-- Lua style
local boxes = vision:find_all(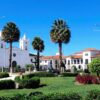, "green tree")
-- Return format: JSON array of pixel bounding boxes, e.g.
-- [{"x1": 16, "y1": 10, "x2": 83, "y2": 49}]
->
[
  {"x1": 32, "y1": 37, "x2": 44, "y2": 71},
  {"x1": 50, "y1": 19, "x2": 71, "y2": 72},
  {"x1": 25, "y1": 64, "x2": 33, "y2": 73},
  {"x1": 2, "y1": 22, "x2": 20, "y2": 73},
  {"x1": 89, "y1": 58, "x2": 100, "y2": 76}
]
